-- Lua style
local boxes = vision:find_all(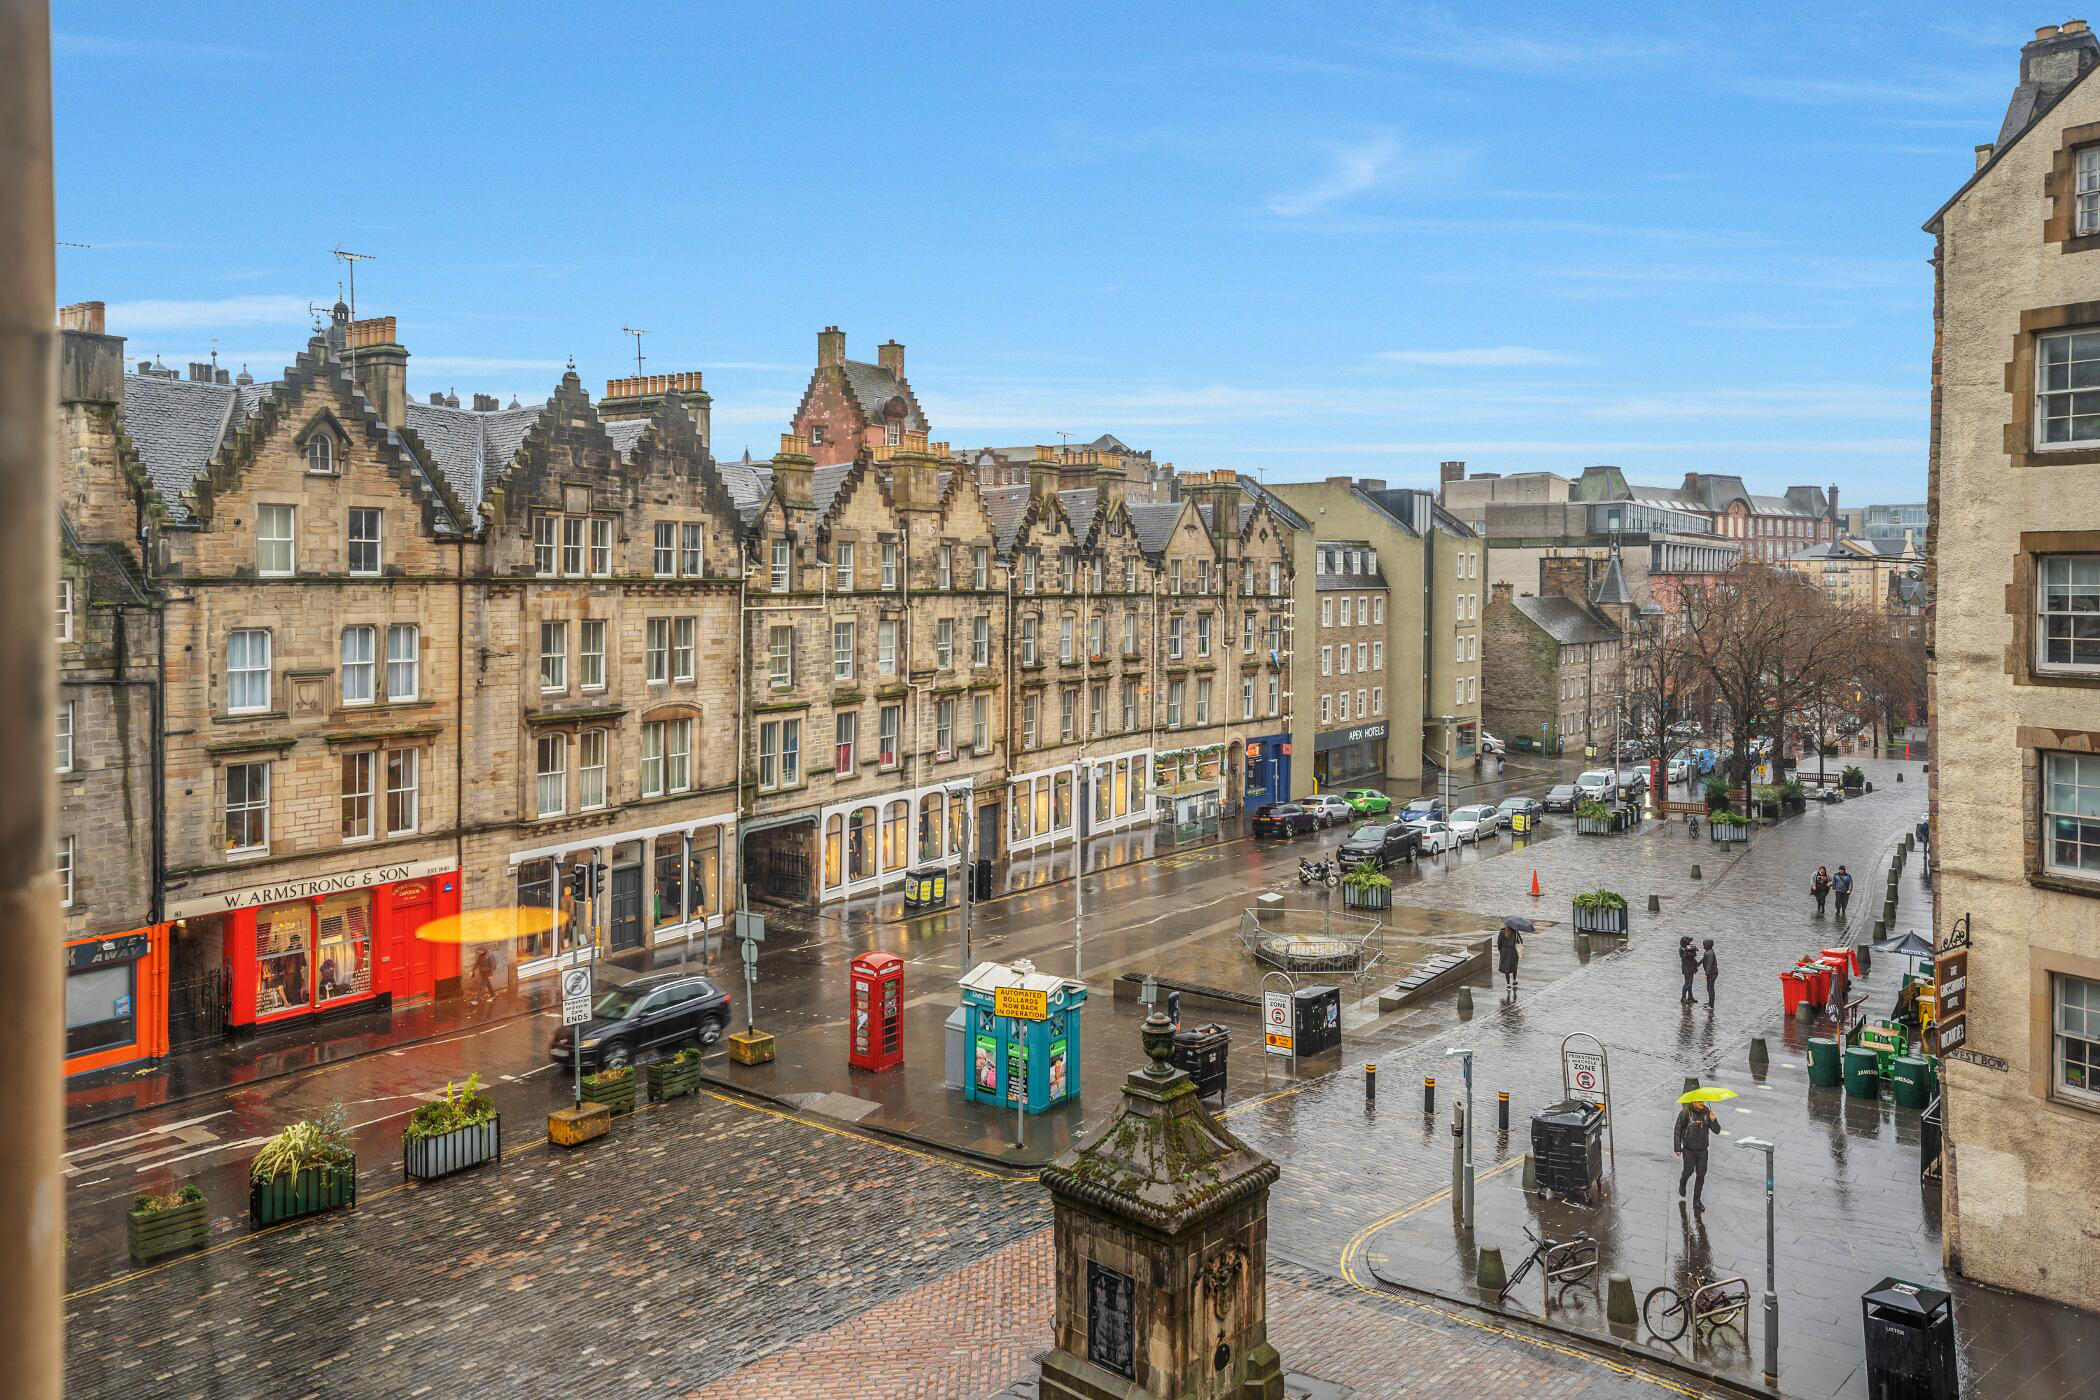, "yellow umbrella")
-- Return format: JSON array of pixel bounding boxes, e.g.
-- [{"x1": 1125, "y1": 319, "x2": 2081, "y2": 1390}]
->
[
  {"x1": 413, "y1": 905, "x2": 568, "y2": 946},
  {"x1": 1677, "y1": 1086, "x2": 1739, "y2": 1105}
]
